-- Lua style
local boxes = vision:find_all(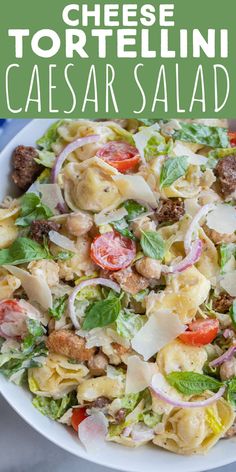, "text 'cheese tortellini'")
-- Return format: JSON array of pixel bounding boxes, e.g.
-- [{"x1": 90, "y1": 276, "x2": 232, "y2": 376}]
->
[
  {"x1": 146, "y1": 267, "x2": 211, "y2": 324},
  {"x1": 153, "y1": 395, "x2": 234, "y2": 455},
  {"x1": 28, "y1": 354, "x2": 89, "y2": 399}
]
